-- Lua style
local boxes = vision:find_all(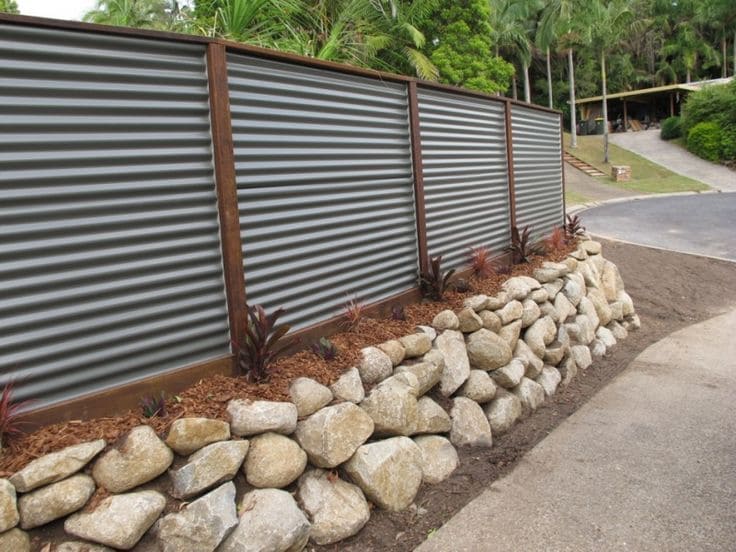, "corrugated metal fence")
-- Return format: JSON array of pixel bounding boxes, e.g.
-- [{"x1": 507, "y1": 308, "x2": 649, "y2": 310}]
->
[{"x1": 0, "y1": 16, "x2": 565, "y2": 410}]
